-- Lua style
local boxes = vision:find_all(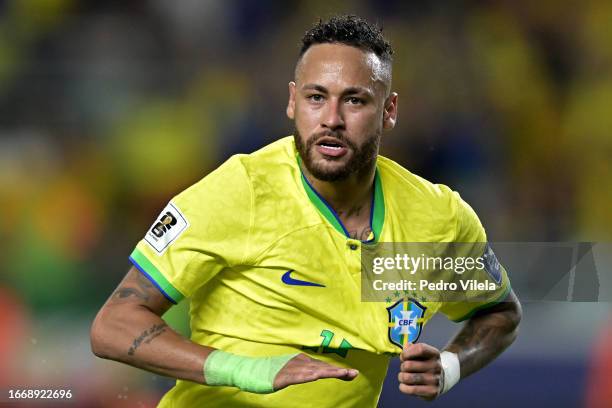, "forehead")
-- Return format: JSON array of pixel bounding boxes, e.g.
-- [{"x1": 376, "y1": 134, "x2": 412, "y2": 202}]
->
[{"x1": 296, "y1": 43, "x2": 386, "y2": 91}]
